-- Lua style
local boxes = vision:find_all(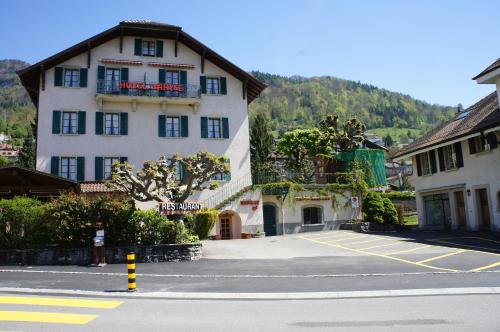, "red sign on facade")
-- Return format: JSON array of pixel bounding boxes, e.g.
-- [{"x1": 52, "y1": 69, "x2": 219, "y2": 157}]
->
[{"x1": 120, "y1": 81, "x2": 183, "y2": 92}]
